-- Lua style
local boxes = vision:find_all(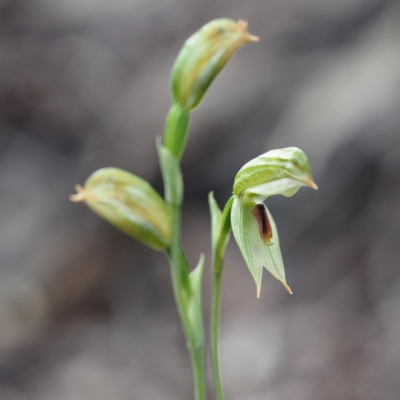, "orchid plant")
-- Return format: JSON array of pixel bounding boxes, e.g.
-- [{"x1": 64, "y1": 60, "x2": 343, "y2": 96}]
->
[{"x1": 71, "y1": 19, "x2": 317, "y2": 400}]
